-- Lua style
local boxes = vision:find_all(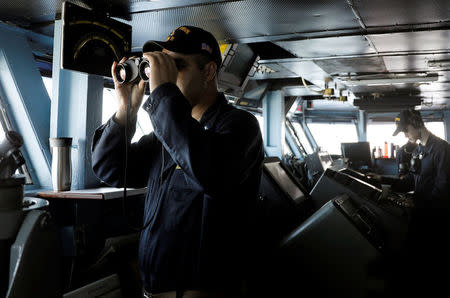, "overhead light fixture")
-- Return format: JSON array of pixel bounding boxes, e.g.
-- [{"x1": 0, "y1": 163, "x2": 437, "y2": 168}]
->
[
  {"x1": 341, "y1": 73, "x2": 439, "y2": 86},
  {"x1": 428, "y1": 59, "x2": 450, "y2": 68}
]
